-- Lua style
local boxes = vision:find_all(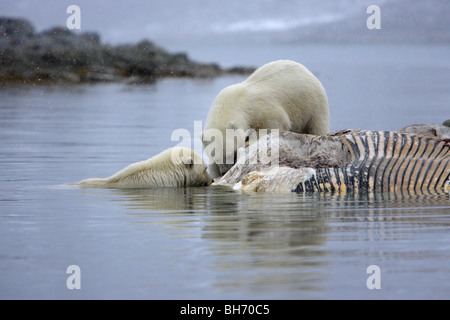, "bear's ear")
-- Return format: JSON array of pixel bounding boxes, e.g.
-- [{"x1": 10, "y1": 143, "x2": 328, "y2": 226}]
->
[{"x1": 227, "y1": 121, "x2": 236, "y2": 130}]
